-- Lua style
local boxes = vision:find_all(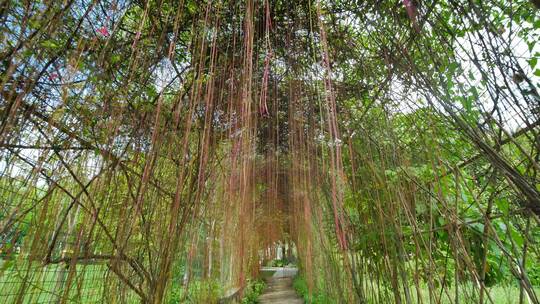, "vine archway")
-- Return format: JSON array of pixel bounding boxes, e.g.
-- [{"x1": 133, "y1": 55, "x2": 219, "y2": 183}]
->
[{"x1": 1, "y1": 1, "x2": 539, "y2": 303}]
